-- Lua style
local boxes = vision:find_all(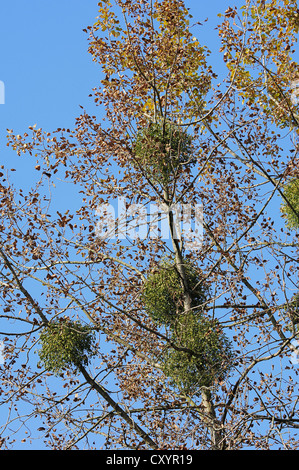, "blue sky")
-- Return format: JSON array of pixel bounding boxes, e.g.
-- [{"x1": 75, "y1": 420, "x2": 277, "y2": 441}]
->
[
  {"x1": 0, "y1": 1, "x2": 228, "y2": 139},
  {"x1": 0, "y1": 0, "x2": 232, "y2": 221},
  {"x1": 0, "y1": 1, "x2": 98, "y2": 131},
  {"x1": 0, "y1": 0, "x2": 230, "y2": 202}
]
